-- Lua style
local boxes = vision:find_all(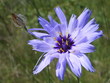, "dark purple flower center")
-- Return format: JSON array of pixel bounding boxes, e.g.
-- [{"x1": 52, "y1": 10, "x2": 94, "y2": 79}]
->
[{"x1": 54, "y1": 34, "x2": 74, "y2": 53}]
